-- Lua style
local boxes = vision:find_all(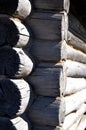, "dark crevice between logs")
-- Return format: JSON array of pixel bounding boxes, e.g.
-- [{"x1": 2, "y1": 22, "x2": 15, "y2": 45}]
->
[
  {"x1": 70, "y1": 0, "x2": 86, "y2": 29},
  {"x1": 0, "y1": 0, "x2": 18, "y2": 15}
]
